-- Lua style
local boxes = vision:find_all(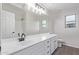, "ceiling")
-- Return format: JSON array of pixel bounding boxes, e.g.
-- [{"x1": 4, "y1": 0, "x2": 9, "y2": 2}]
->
[
  {"x1": 11, "y1": 3, "x2": 25, "y2": 9},
  {"x1": 10, "y1": 3, "x2": 79, "y2": 13},
  {"x1": 40, "y1": 3, "x2": 79, "y2": 12}
]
